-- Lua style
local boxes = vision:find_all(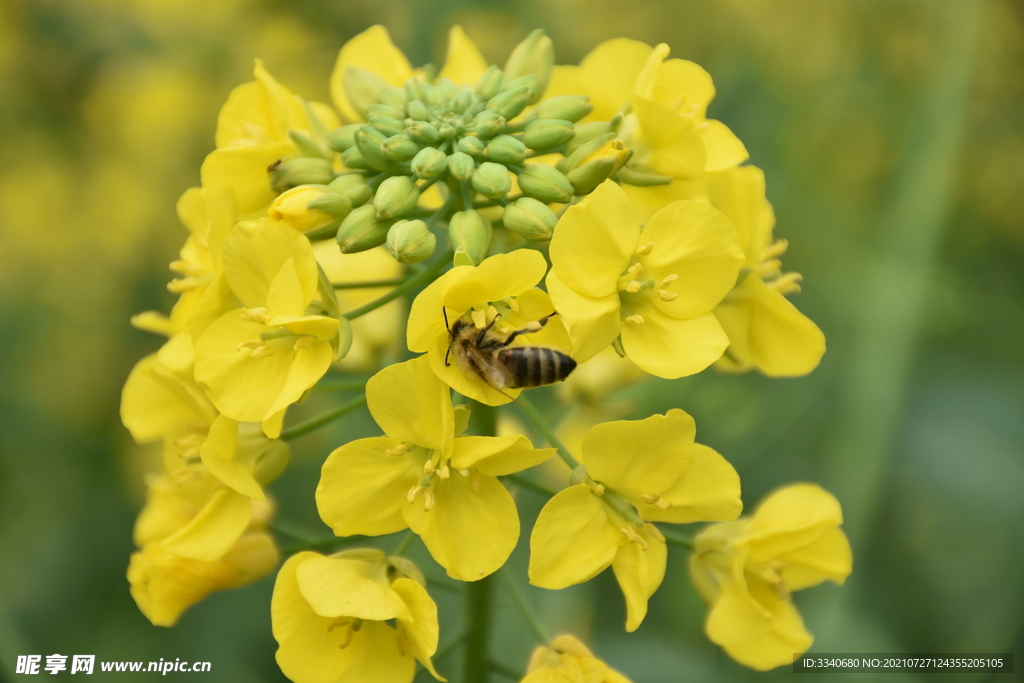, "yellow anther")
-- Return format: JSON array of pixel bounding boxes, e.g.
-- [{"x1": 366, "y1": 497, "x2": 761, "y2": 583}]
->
[
  {"x1": 406, "y1": 485, "x2": 422, "y2": 504},
  {"x1": 422, "y1": 490, "x2": 435, "y2": 512},
  {"x1": 626, "y1": 281, "x2": 643, "y2": 293},
  {"x1": 471, "y1": 308, "x2": 487, "y2": 329},
  {"x1": 646, "y1": 524, "x2": 666, "y2": 542},
  {"x1": 241, "y1": 307, "x2": 268, "y2": 324},
  {"x1": 170, "y1": 468, "x2": 202, "y2": 486},
  {"x1": 625, "y1": 315, "x2": 645, "y2": 325},
  {"x1": 525, "y1": 320, "x2": 543, "y2": 332},
  {"x1": 236, "y1": 340, "x2": 261, "y2": 350},
  {"x1": 394, "y1": 631, "x2": 407, "y2": 658},
  {"x1": 769, "y1": 272, "x2": 803, "y2": 295},
  {"x1": 658, "y1": 289, "x2": 678, "y2": 302},
  {"x1": 293, "y1": 336, "x2": 317, "y2": 351},
  {"x1": 486, "y1": 305, "x2": 499, "y2": 321},
  {"x1": 762, "y1": 238, "x2": 790, "y2": 260},
  {"x1": 438, "y1": 465, "x2": 450, "y2": 481},
  {"x1": 641, "y1": 493, "x2": 673, "y2": 510},
  {"x1": 619, "y1": 527, "x2": 649, "y2": 551},
  {"x1": 471, "y1": 474, "x2": 484, "y2": 493},
  {"x1": 592, "y1": 483, "x2": 606, "y2": 495},
  {"x1": 757, "y1": 259, "x2": 782, "y2": 277},
  {"x1": 627, "y1": 262, "x2": 644, "y2": 278},
  {"x1": 696, "y1": 122, "x2": 710, "y2": 133},
  {"x1": 327, "y1": 617, "x2": 351, "y2": 632},
  {"x1": 336, "y1": 625, "x2": 354, "y2": 649},
  {"x1": 166, "y1": 278, "x2": 197, "y2": 293},
  {"x1": 250, "y1": 345, "x2": 274, "y2": 358},
  {"x1": 458, "y1": 469, "x2": 471, "y2": 477},
  {"x1": 506, "y1": 298, "x2": 520, "y2": 314},
  {"x1": 635, "y1": 241, "x2": 654, "y2": 255},
  {"x1": 661, "y1": 274, "x2": 679, "y2": 287},
  {"x1": 422, "y1": 459, "x2": 435, "y2": 474},
  {"x1": 384, "y1": 444, "x2": 408, "y2": 457}
]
